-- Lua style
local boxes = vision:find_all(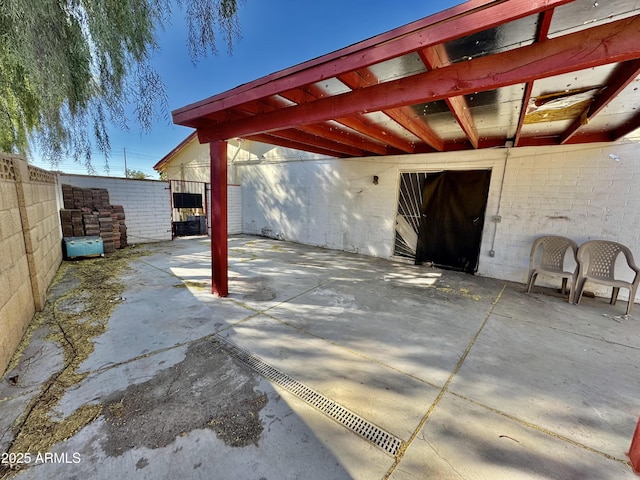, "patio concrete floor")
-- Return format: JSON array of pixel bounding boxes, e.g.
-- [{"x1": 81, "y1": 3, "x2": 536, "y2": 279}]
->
[{"x1": 1, "y1": 235, "x2": 639, "y2": 479}]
